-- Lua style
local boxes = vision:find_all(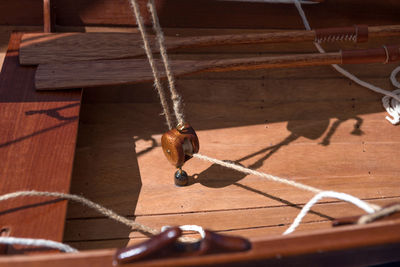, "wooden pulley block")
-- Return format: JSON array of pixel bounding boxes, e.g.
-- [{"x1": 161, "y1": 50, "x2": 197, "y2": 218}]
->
[{"x1": 161, "y1": 123, "x2": 199, "y2": 168}]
